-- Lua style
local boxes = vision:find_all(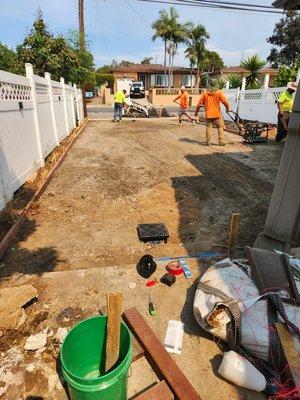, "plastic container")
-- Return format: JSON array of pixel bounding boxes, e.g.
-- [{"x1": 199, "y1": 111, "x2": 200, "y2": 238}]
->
[
  {"x1": 218, "y1": 351, "x2": 267, "y2": 392},
  {"x1": 60, "y1": 316, "x2": 132, "y2": 400}
]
